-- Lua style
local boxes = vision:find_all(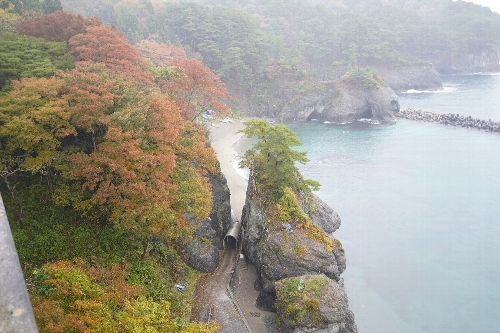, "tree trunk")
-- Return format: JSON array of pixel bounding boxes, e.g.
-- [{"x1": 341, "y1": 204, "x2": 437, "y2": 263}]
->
[
  {"x1": 141, "y1": 238, "x2": 150, "y2": 259},
  {"x1": 1, "y1": 174, "x2": 23, "y2": 227}
]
